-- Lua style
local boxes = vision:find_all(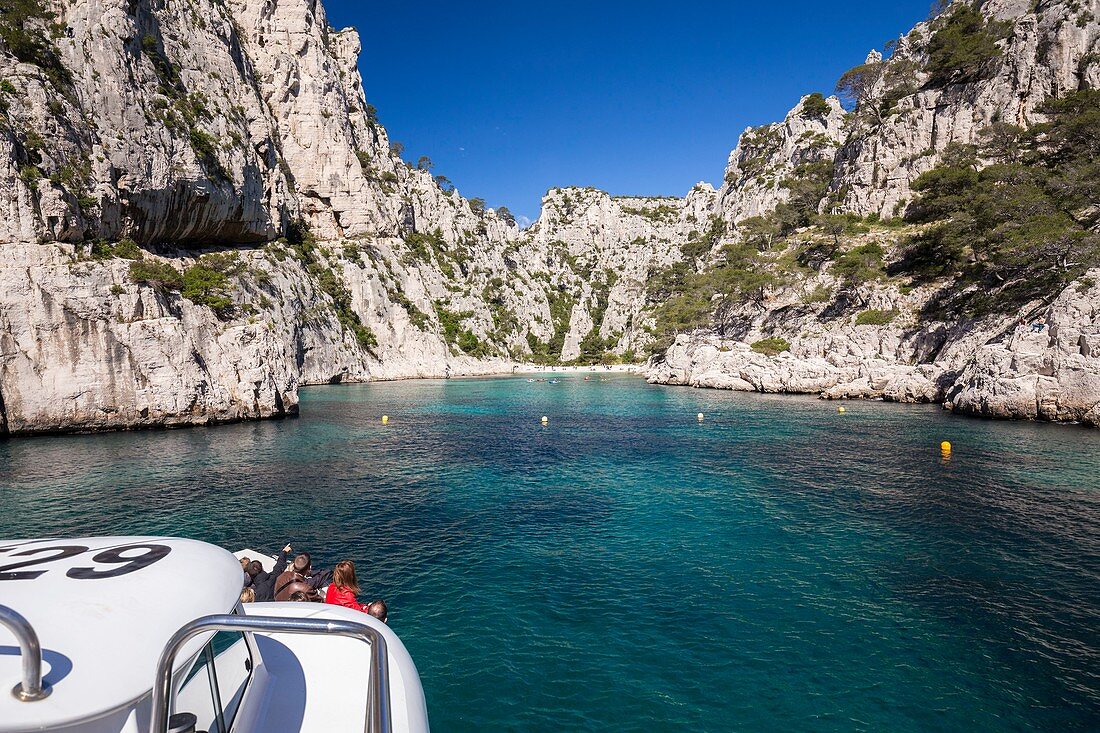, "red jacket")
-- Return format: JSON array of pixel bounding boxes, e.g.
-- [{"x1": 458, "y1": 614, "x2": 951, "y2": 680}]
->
[{"x1": 325, "y1": 584, "x2": 366, "y2": 612}]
